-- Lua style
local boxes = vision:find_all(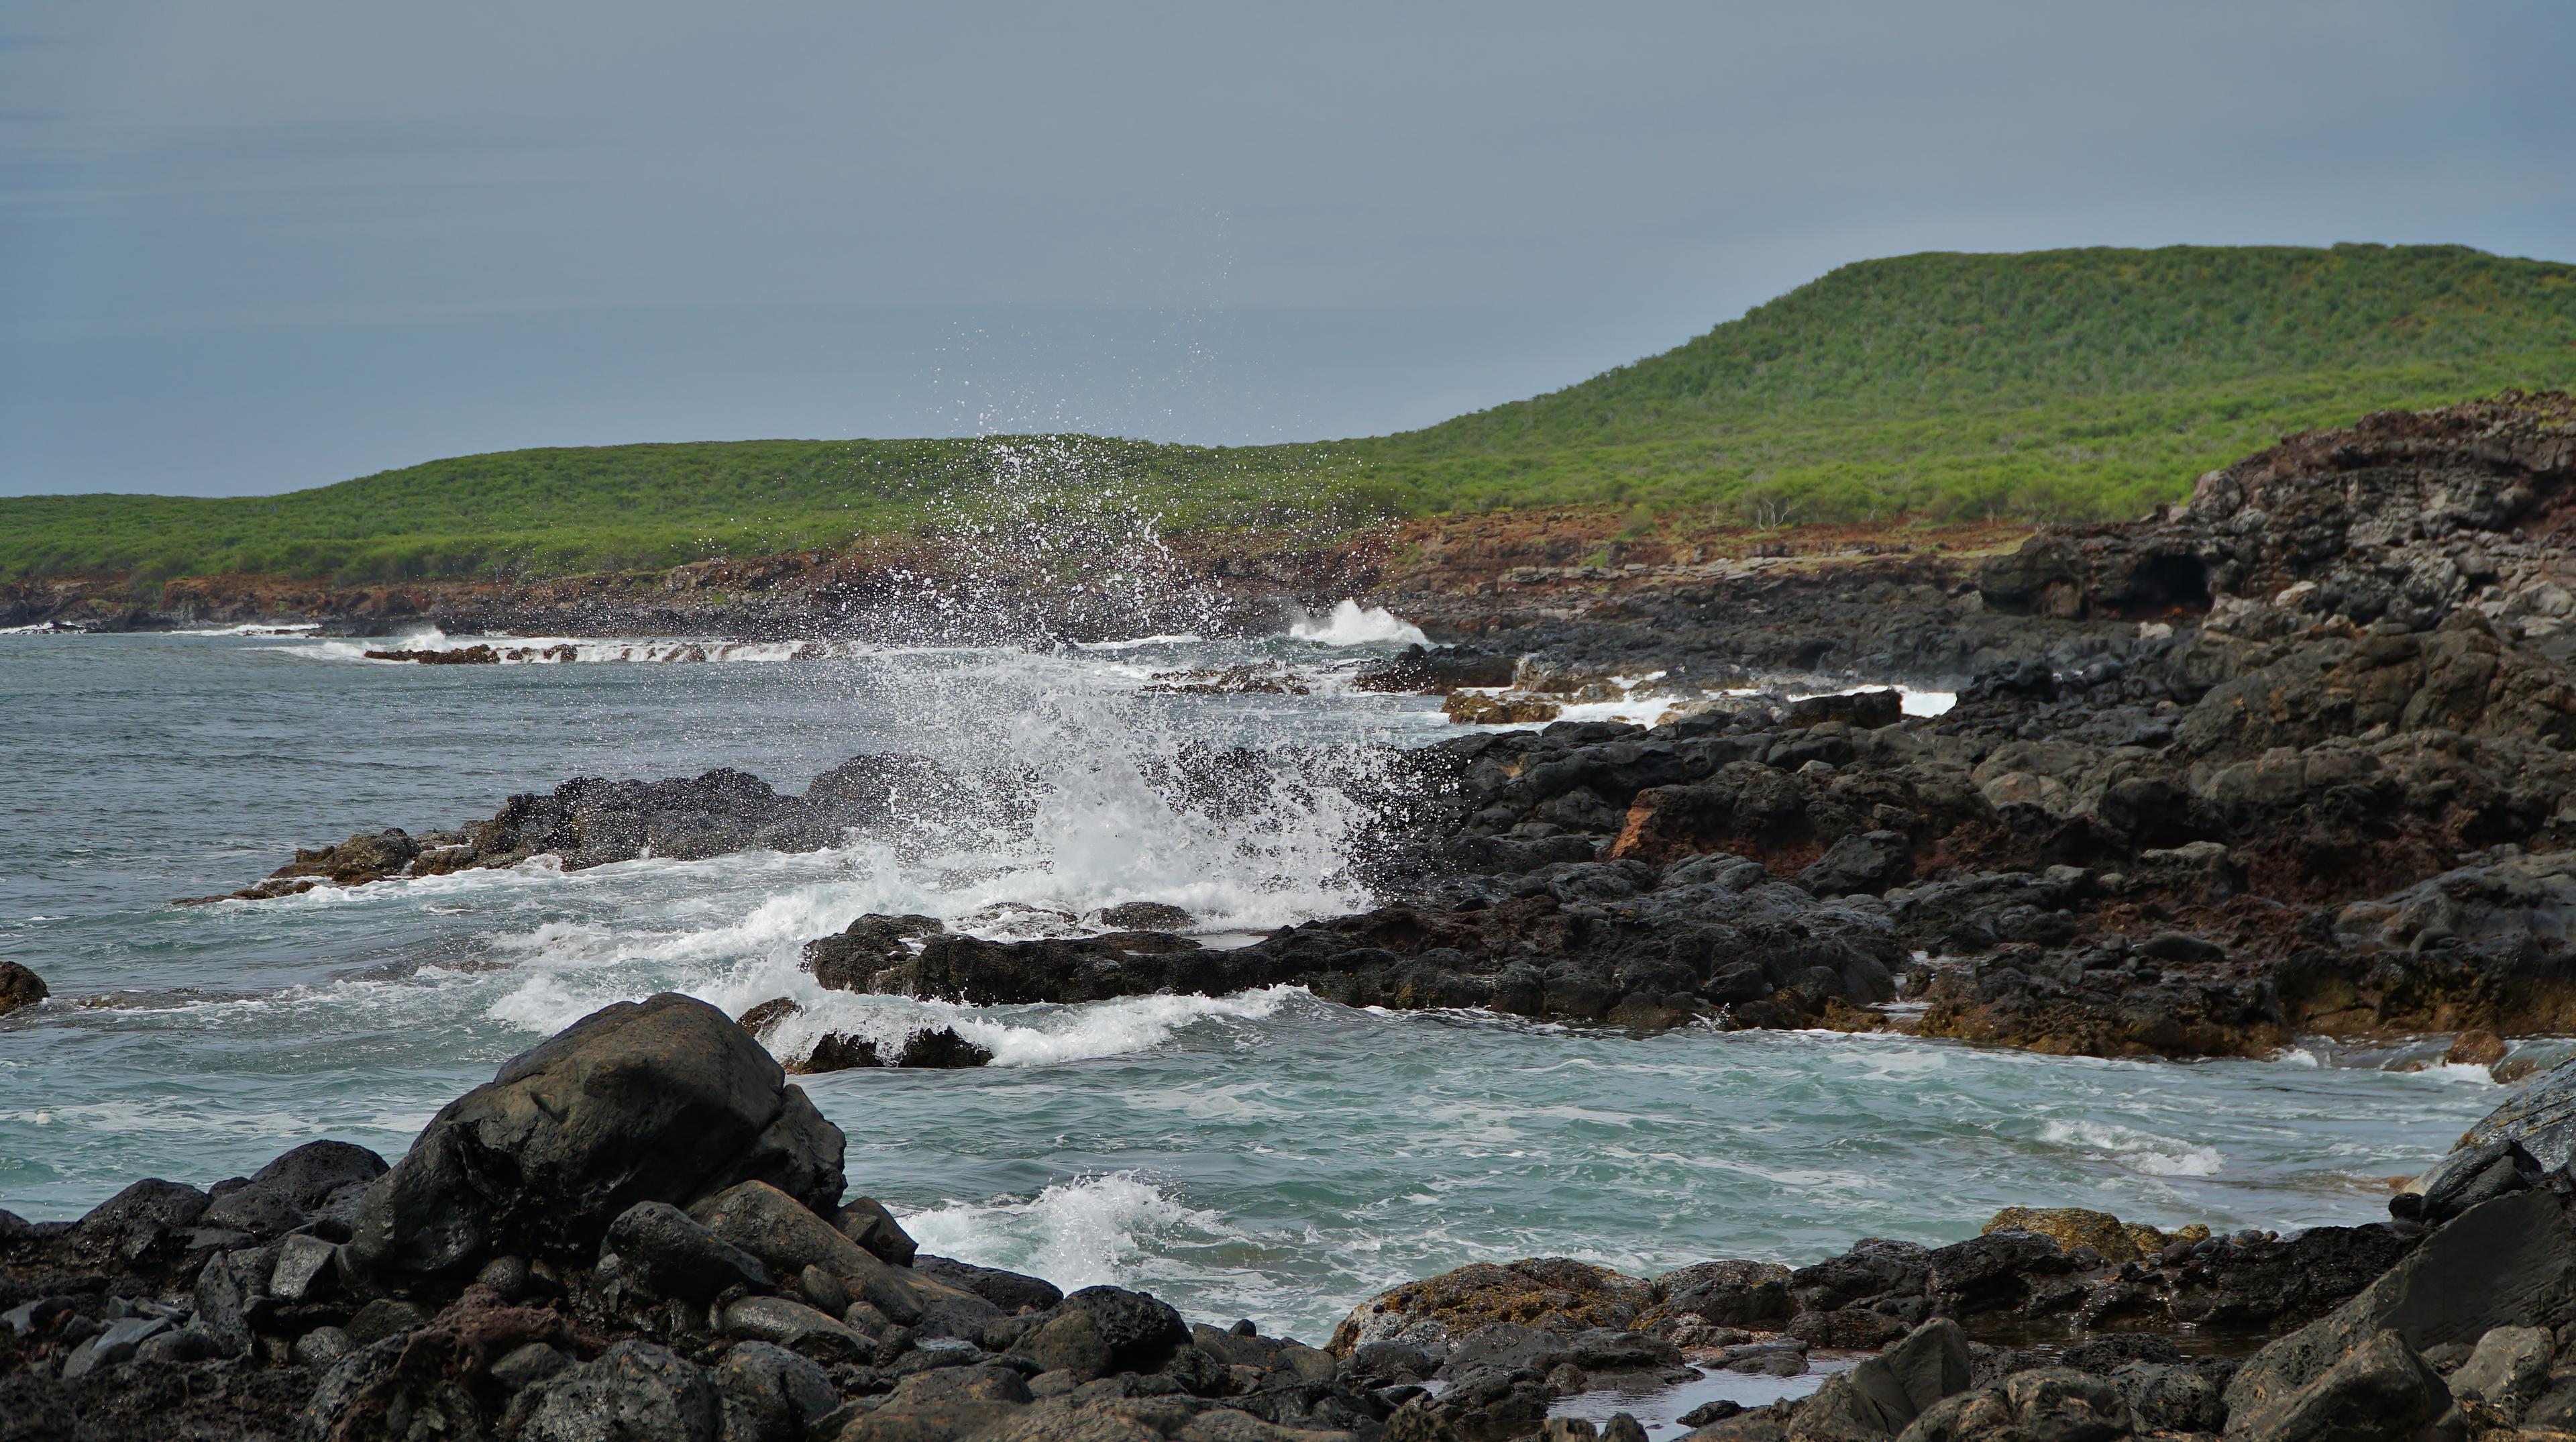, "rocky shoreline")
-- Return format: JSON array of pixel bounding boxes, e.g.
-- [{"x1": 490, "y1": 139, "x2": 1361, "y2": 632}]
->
[
  {"x1": 130, "y1": 395, "x2": 2576, "y2": 1070},
  {"x1": 15, "y1": 393, "x2": 2576, "y2": 1438},
  {"x1": 6, "y1": 990, "x2": 2576, "y2": 1442}
]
